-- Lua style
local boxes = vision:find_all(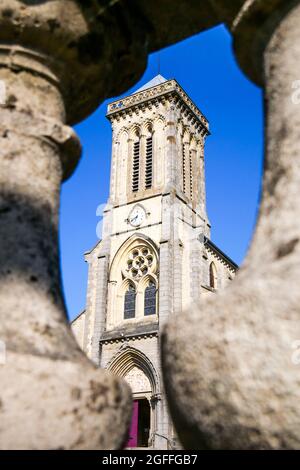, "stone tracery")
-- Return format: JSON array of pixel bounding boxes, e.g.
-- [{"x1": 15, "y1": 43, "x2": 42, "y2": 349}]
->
[
  {"x1": 121, "y1": 243, "x2": 158, "y2": 321},
  {"x1": 124, "y1": 246, "x2": 156, "y2": 281}
]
